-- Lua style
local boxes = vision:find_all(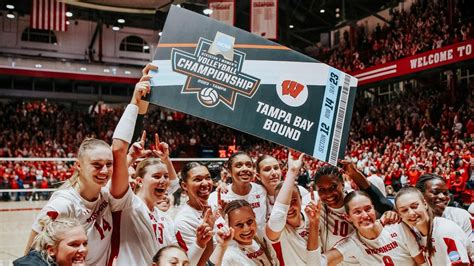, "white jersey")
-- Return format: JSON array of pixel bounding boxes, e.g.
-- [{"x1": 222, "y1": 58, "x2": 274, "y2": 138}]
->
[
  {"x1": 174, "y1": 203, "x2": 206, "y2": 265},
  {"x1": 443, "y1": 206, "x2": 472, "y2": 241},
  {"x1": 32, "y1": 186, "x2": 128, "y2": 266},
  {"x1": 302, "y1": 193, "x2": 355, "y2": 252},
  {"x1": 415, "y1": 217, "x2": 471, "y2": 265},
  {"x1": 208, "y1": 183, "x2": 267, "y2": 229},
  {"x1": 221, "y1": 238, "x2": 278, "y2": 266},
  {"x1": 333, "y1": 223, "x2": 421, "y2": 265},
  {"x1": 266, "y1": 185, "x2": 309, "y2": 216},
  {"x1": 302, "y1": 192, "x2": 358, "y2": 265},
  {"x1": 267, "y1": 210, "x2": 315, "y2": 265},
  {"x1": 111, "y1": 188, "x2": 177, "y2": 266}
]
